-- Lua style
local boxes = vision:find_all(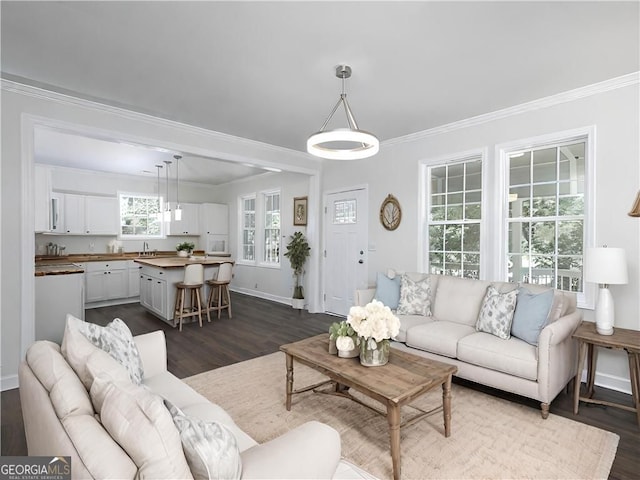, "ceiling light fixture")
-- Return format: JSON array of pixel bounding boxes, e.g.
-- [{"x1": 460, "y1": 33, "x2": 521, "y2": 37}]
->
[
  {"x1": 163, "y1": 159, "x2": 172, "y2": 222},
  {"x1": 174, "y1": 154, "x2": 182, "y2": 221},
  {"x1": 307, "y1": 65, "x2": 379, "y2": 161}
]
